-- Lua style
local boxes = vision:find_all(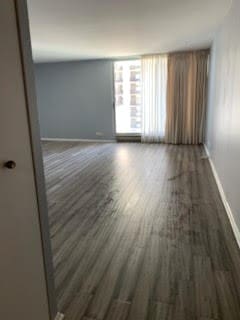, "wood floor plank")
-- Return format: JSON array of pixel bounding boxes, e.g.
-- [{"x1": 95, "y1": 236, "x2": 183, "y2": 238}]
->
[
  {"x1": 214, "y1": 270, "x2": 240, "y2": 320},
  {"x1": 64, "y1": 293, "x2": 93, "y2": 320},
  {"x1": 105, "y1": 300, "x2": 130, "y2": 320},
  {"x1": 148, "y1": 302, "x2": 174, "y2": 320},
  {"x1": 42, "y1": 142, "x2": 240, "y2": 320},
  {"x1": 193, "y1": 255, "x2": 219, "y2": 318}
]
